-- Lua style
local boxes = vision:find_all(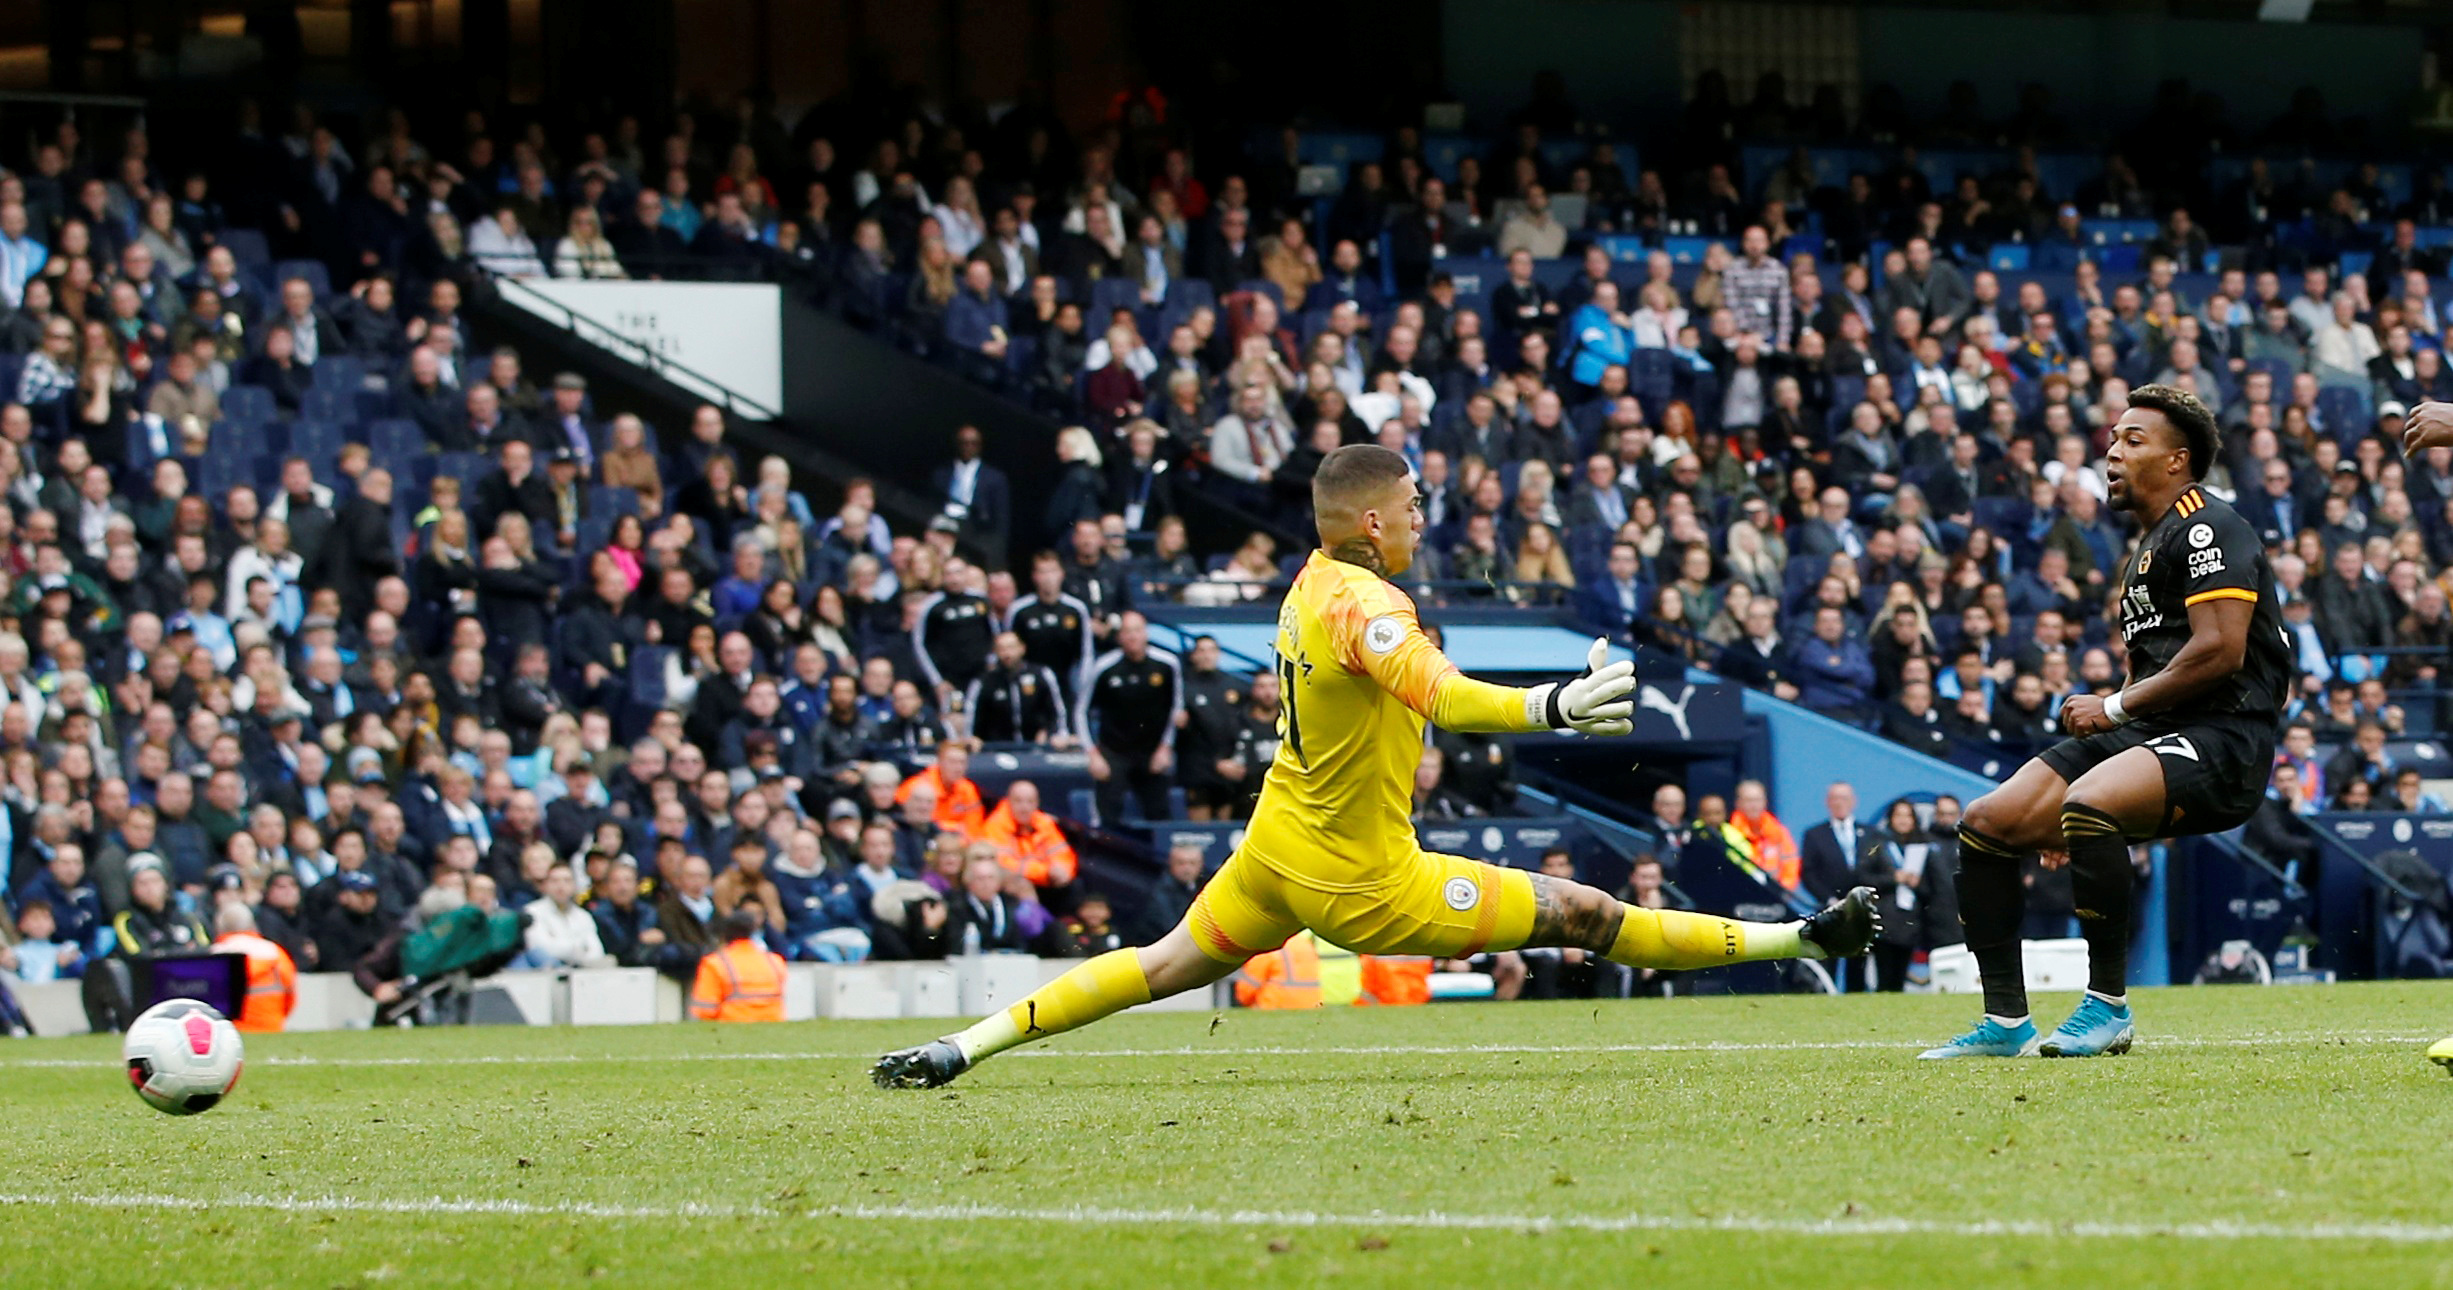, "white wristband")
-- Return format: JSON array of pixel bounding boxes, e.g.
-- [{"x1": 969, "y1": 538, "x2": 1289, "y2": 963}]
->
[
  {"x1": 1524, "y1": 683, "x2": 1557, "y2": 730},
  {"x1": 2102, "y1": 691, "x2": 2132, "y2": 727}
]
